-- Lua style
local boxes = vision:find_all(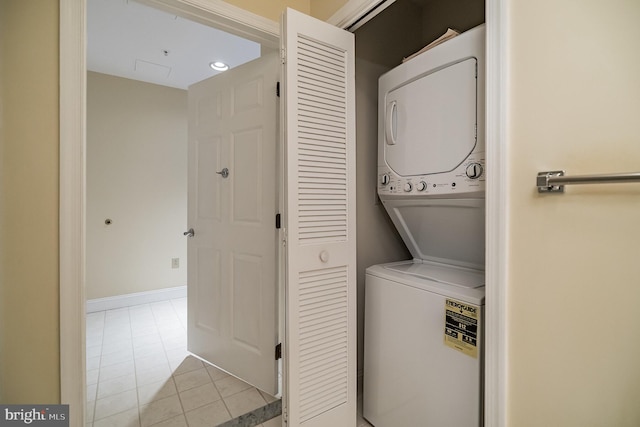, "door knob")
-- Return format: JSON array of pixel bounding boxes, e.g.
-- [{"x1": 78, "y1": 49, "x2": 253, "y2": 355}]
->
[
  {"x1": 183, "y1": 228, "x2": 195, "y2": 237},
  {"x1": 216, "y1": 168, "x2": 229, "y2": 178}
]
